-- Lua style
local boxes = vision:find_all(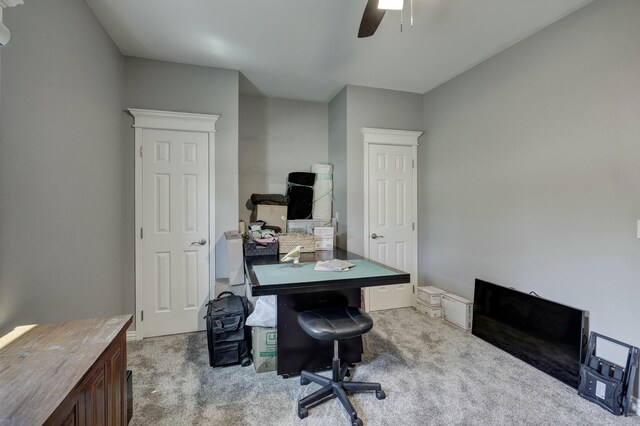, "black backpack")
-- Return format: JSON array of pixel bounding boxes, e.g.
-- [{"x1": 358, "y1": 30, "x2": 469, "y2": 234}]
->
[{"x1": 205, "y1": 291, "x2": 252, "y2": 367}]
